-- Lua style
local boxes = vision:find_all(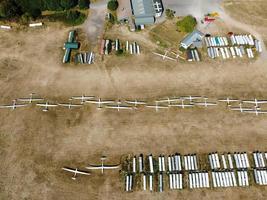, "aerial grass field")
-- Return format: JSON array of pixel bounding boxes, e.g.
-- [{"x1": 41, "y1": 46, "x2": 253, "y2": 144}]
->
[{"x1": 0, "y1": 0, "x2": 267, "y2": 199}]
